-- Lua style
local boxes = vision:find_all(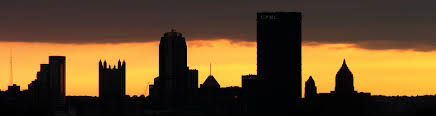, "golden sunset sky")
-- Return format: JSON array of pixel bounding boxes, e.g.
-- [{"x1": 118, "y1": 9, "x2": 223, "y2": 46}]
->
[
  {"x1": 1, "y1": 0, "x2": 436, "y2": 98},
  {"x1": 1, "y1": 39, "x2": 436, "y2": 97}
]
